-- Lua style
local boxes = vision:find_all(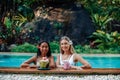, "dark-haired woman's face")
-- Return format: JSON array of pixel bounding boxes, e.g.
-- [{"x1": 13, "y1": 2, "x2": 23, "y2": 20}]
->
[{"x1": 38, "y1": 42, "x2": 49, "y2": 56}]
